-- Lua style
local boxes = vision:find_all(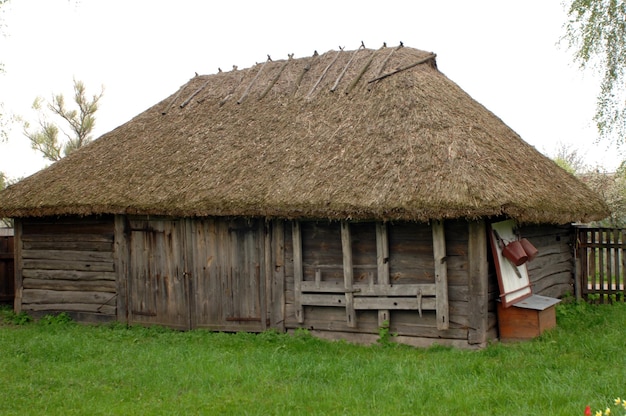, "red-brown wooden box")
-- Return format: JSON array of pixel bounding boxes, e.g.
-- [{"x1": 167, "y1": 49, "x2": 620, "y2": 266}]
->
[{"x1": 497, "y1": 295, "x2": 560, "y2": 342}]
